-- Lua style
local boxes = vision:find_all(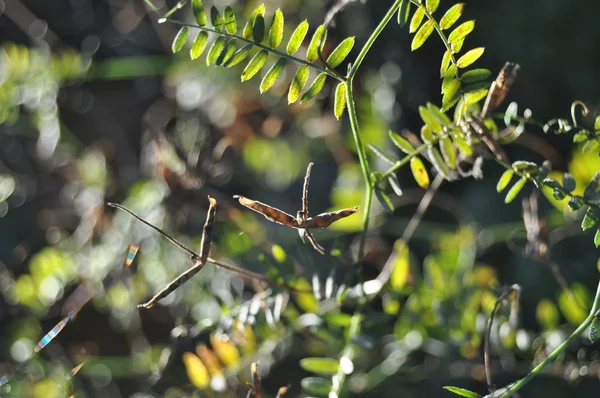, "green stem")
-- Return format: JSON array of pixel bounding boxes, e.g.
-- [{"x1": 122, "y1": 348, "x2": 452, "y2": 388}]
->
[
  {"x1": 348, "y1": 0, "x2": 404, "y2": 79},
  {"x1": 499, "y1": 278, "x2": 600, "y2": 397}
]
